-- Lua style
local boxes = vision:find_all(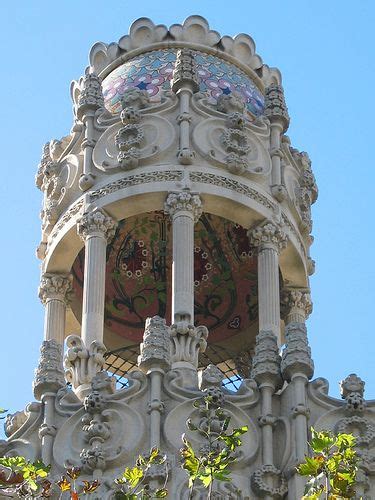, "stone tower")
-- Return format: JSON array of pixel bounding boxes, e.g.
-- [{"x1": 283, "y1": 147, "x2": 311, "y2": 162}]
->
[{"x1": 3, "y1": 16, "x2": 374, "y2": 499}]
